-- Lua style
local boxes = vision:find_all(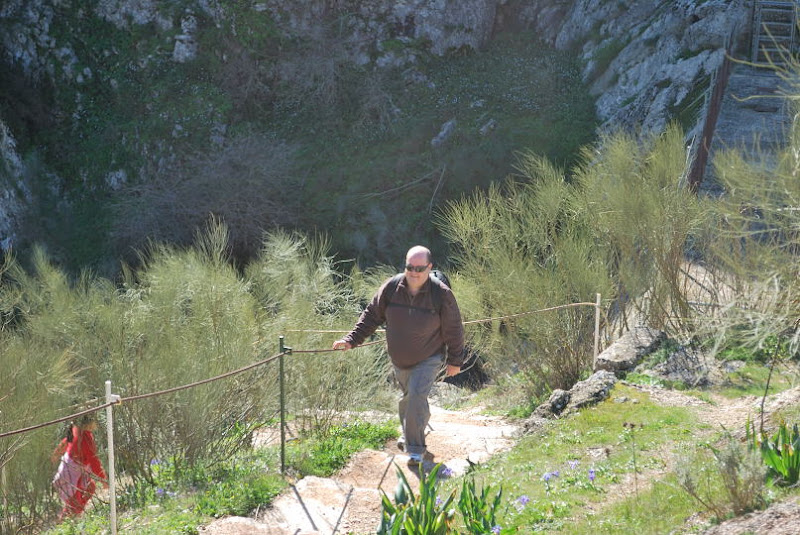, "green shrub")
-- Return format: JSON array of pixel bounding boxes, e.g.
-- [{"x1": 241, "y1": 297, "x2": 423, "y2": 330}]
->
[
  {"x1": 677, "y1": 433, "x2": 765, "y2": 519},
  {"x1": 748, "y1": 419, "x2": 800, "y2": 486},
  {"x1": 439, "y1": 124, "x2": 700, "y2": 396},
  {"x1": 195, "y1": 473, "x2": 283, "y2": 517}
]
